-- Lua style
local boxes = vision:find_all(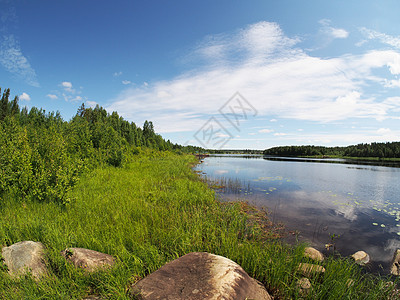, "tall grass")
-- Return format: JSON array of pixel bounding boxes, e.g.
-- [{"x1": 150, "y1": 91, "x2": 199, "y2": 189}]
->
[{"x1": 0, "y1": 152, "x2": 398, "y2": 299}]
